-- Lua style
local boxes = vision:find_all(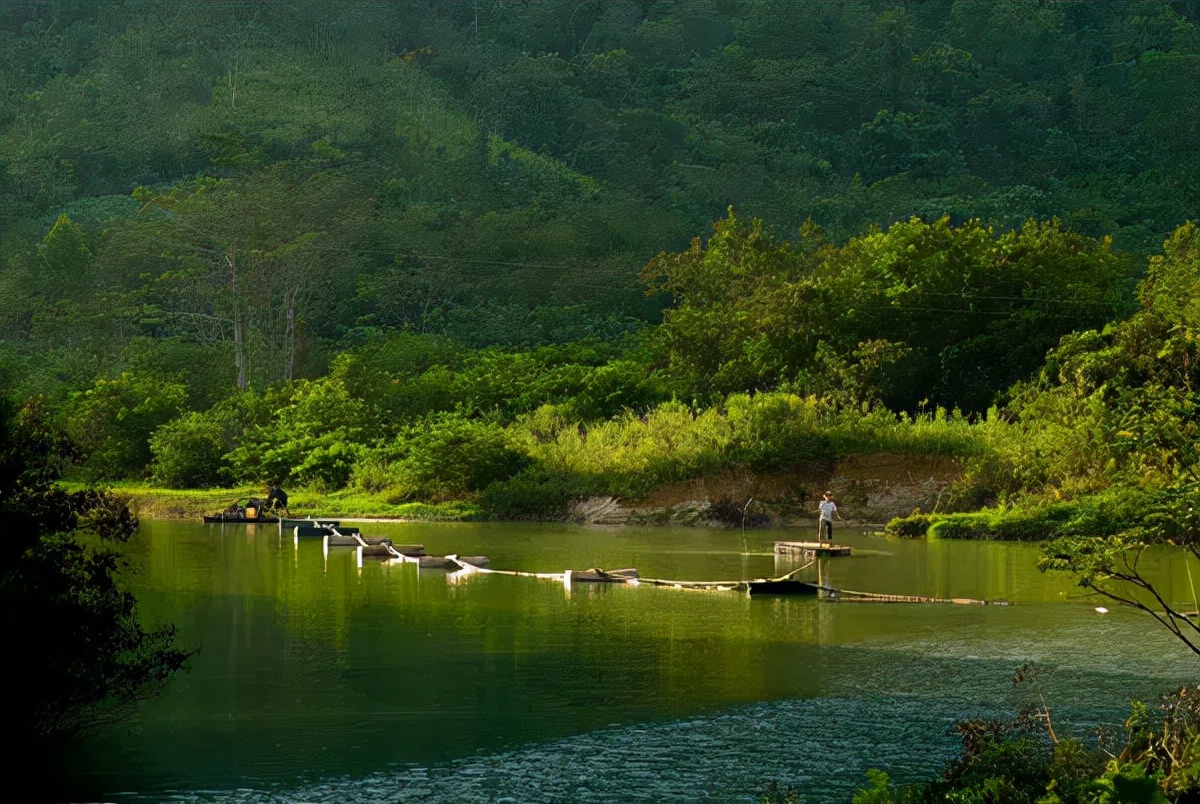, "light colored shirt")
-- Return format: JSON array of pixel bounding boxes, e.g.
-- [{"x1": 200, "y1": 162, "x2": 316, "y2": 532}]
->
[{"x1": 819, "y1": 500, "x2": 836, "y2": 521}]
